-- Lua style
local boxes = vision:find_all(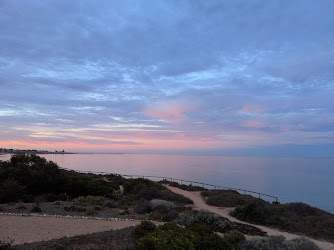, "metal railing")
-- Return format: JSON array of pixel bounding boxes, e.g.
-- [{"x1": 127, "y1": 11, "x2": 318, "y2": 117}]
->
[{"x1": 59, "y1": 168, "x2": 279, "y2": 202}]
